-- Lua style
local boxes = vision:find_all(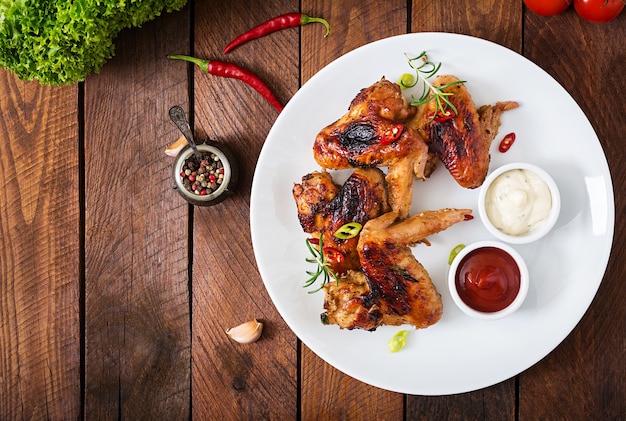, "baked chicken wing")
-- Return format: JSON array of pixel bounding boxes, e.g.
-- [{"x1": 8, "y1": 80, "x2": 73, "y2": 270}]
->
[
  {"x1": 293, "y1": 168, "x2": 390, "y2": 275},
  {"x1": 478, "y1": 100, "x2": 520, "y2": 141},
  {"x1": 313, "y1": 78, "x2": 429, "y2": 218},
  {"x1": 322, "y1": 208, "x2": 472, "y2": 330},
  {"x1": 409, "y1": 75, "x2": 518, "y2": 189}
]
